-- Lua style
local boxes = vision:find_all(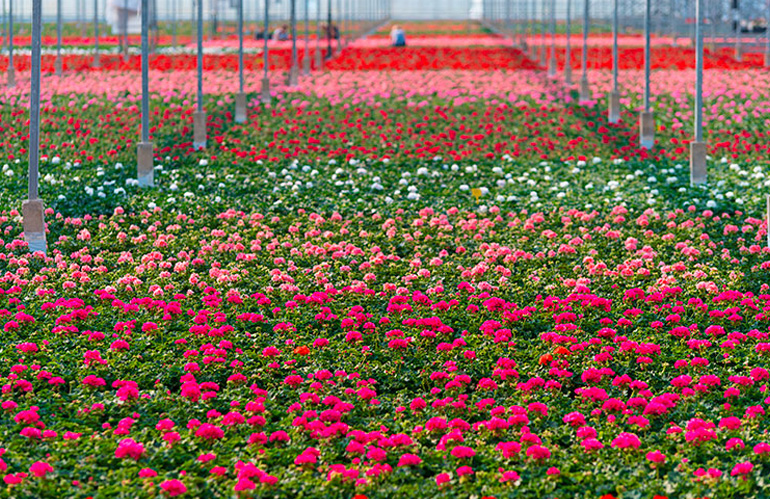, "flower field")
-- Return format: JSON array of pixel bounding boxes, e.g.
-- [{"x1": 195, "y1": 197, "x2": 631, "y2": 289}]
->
[{"x1": 1, "y1": 19, "x2": 770, "y2": 499}]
